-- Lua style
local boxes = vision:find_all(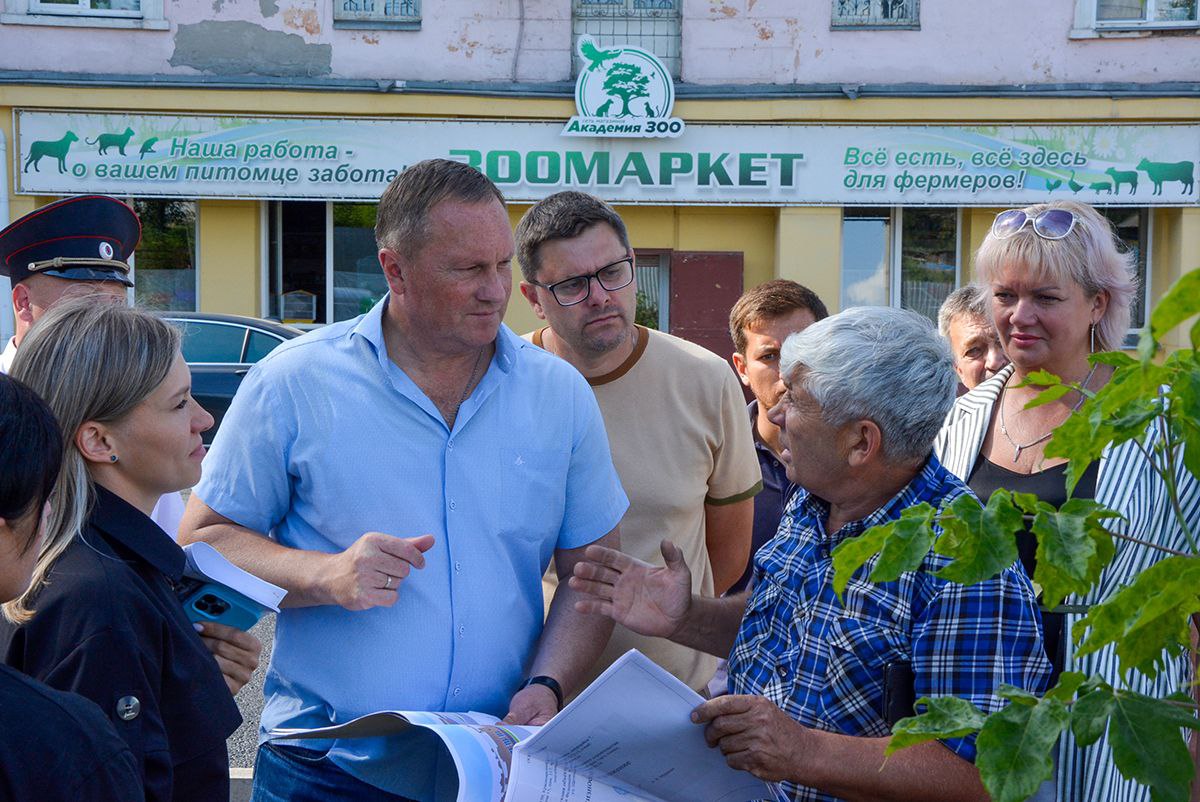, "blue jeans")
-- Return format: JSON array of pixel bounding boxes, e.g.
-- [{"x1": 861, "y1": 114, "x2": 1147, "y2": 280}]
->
[{"x1": 250, "y1": 742, "x2": 420, "y2": 802}]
